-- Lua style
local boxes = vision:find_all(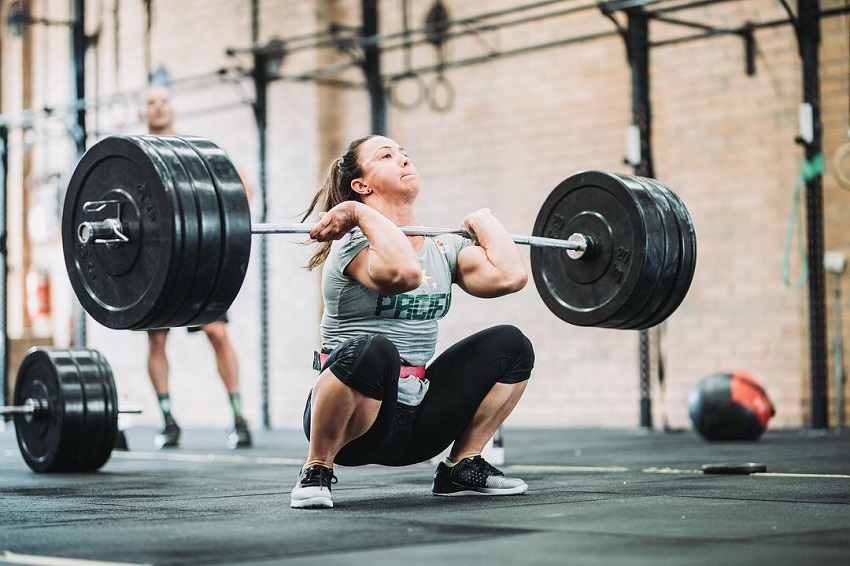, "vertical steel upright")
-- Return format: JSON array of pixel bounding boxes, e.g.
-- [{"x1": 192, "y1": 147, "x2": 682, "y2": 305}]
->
[
  {"x1": 798, "y1": 0, "x2": 828, "y2": 429},
  {"x1": 626, "y1": 7, "x2": 655, "y2": 430},
  {"x1": 250, "y1": 0, "x2": 272, "y2": 430},
  {"x1": 72, "y1": 0, "x2": 87, "y2": 347},
  {"x1": 362, "y1": 0, "x2": 386, "y2": 135},
  {"x1": 0, "y1": 125, "x2": 8, "y2": 408}
]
